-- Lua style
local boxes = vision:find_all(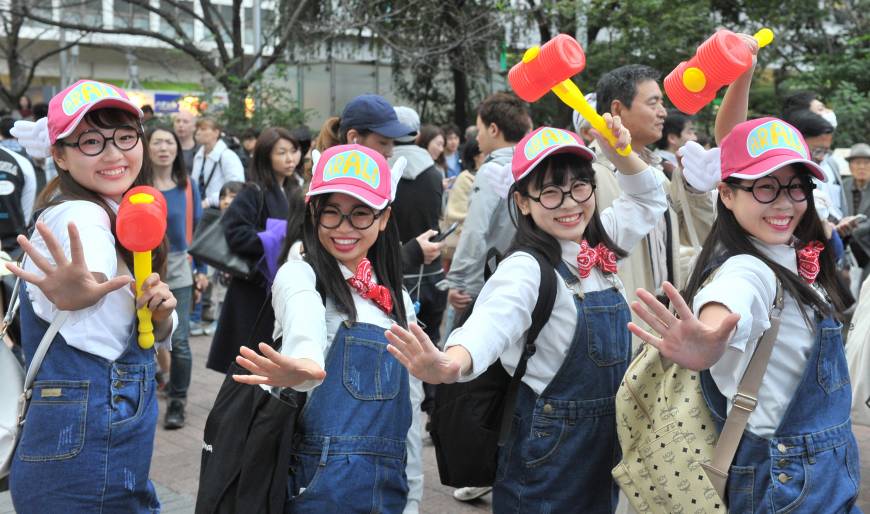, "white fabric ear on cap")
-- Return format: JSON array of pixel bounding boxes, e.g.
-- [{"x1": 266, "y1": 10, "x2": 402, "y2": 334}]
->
[
  {"x1": 310, "y1": 149, "x2": 322, "y2": 170},
  {"x1": 389, "y1": 156, "x2": 406, "y2": 201},
  {"x1": 10, "y1": 117, "x2": 51, "y2": 158}
]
